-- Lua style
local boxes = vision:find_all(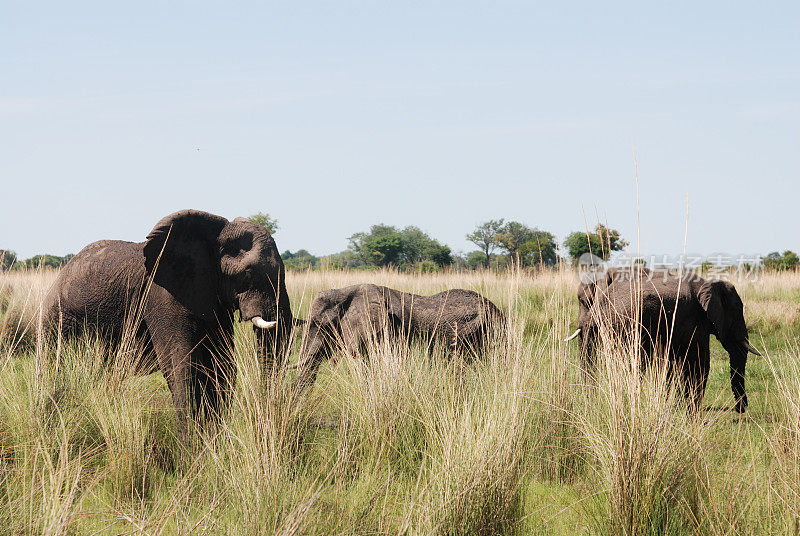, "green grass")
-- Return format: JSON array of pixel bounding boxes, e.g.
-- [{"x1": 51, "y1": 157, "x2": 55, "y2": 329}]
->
[{"x1": 0, "y1": 267, "x2": 798, "y2": 534}]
